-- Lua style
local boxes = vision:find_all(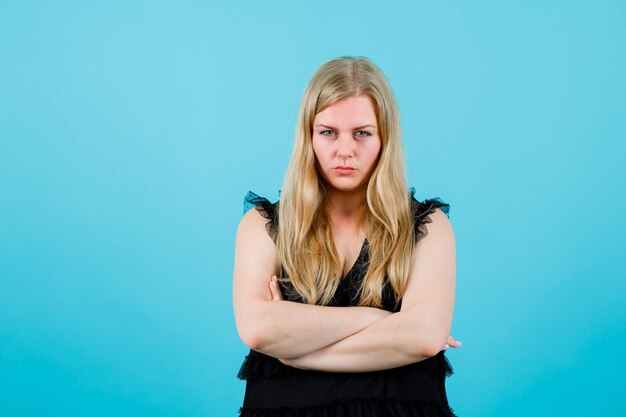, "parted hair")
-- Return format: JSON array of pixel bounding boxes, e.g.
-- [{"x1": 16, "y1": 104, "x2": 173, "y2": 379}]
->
[{"x1": 277, "y1": 56, "x2": 414, "y2": 308}]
